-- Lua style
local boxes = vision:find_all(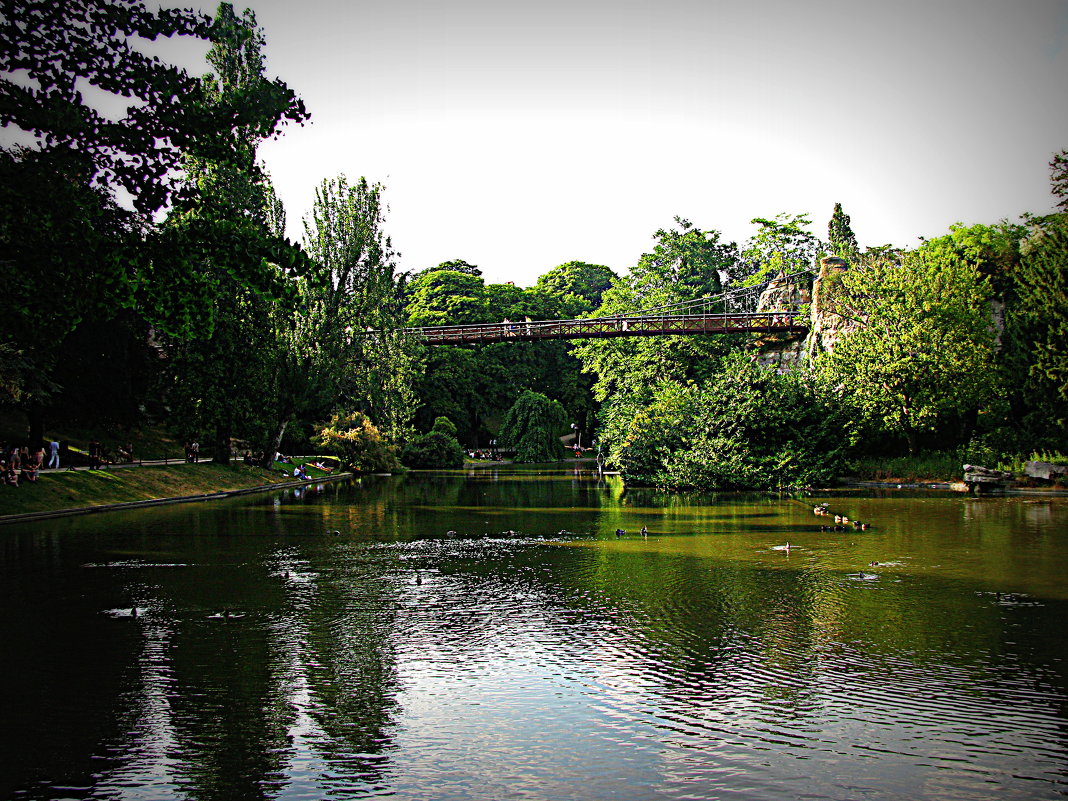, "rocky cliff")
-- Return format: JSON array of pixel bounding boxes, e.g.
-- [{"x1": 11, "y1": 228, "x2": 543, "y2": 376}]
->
[{"x1": 752, "y1": 256, "x2": 860, "y2": 370}]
